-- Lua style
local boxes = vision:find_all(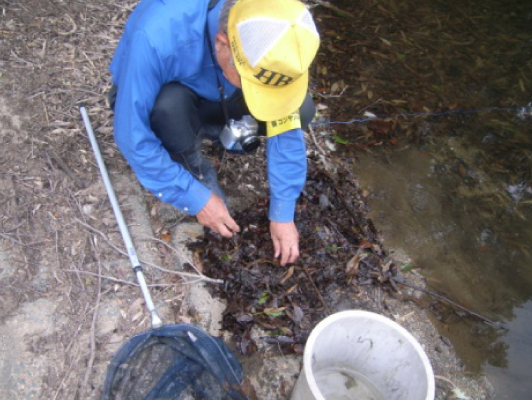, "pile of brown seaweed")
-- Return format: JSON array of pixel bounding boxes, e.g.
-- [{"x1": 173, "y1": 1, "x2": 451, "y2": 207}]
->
[{"x1": 189, "y1": 163, "x2": 399, "y2": 355}]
